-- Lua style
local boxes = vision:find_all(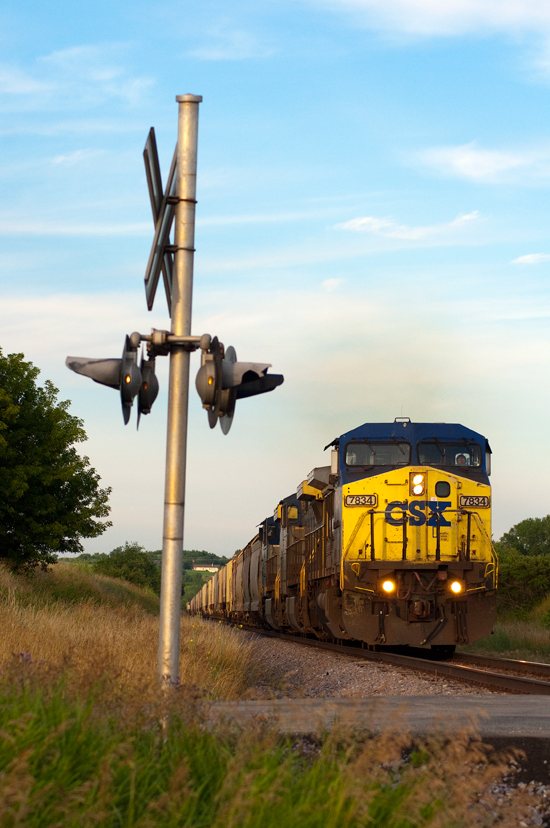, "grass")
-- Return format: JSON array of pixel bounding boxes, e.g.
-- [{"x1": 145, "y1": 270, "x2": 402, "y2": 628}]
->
[
  {"x1": 0, "y1": 668, "x2": 541, "y2": 827},
  {"x1": 0, "y1": 562, "x2": 265, "y2": 705},
  {"x1": 464, "y1": 618, "x2": 550, "y2": 661},
  {"x1": 0, "y1": 562, "x2": 547, "y2": 826},
  {"x1": 463, "y1": 594, "x2": 550, "y2": 662}
]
